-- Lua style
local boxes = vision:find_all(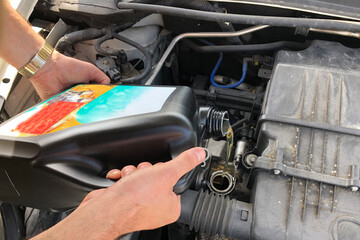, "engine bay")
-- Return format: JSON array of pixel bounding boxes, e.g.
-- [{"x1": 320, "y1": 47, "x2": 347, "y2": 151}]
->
[{"x1": 1, "y1": 1, "x2": 360, "y2": 239}]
